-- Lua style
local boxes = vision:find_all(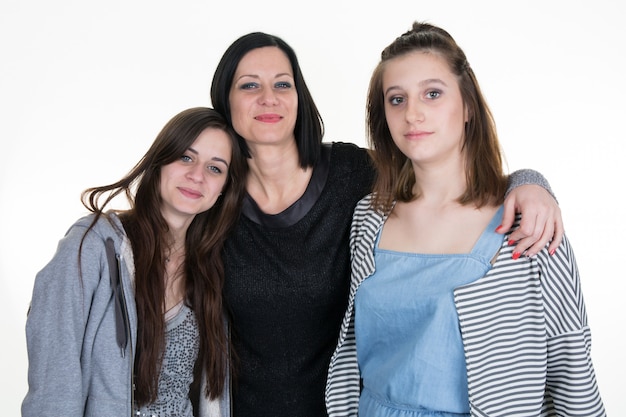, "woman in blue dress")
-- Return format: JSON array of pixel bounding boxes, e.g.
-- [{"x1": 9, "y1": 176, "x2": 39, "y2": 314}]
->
[{"x1": 326, "y1": 21, "x2": 606, "y2": 416}]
